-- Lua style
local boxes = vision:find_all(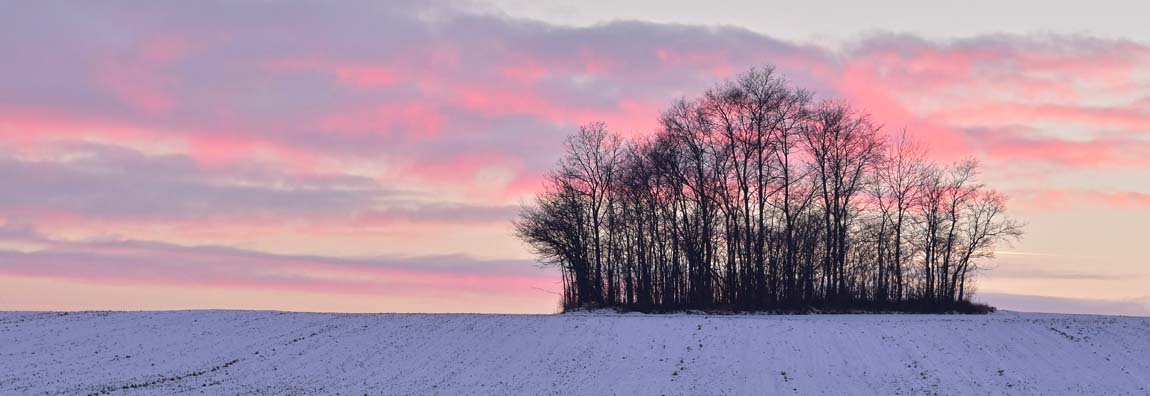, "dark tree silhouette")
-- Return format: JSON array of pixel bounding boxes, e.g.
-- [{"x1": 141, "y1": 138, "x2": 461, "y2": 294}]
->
[{"x1": 516, "y1": 66, "x2": 1023, "y2": 313}]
